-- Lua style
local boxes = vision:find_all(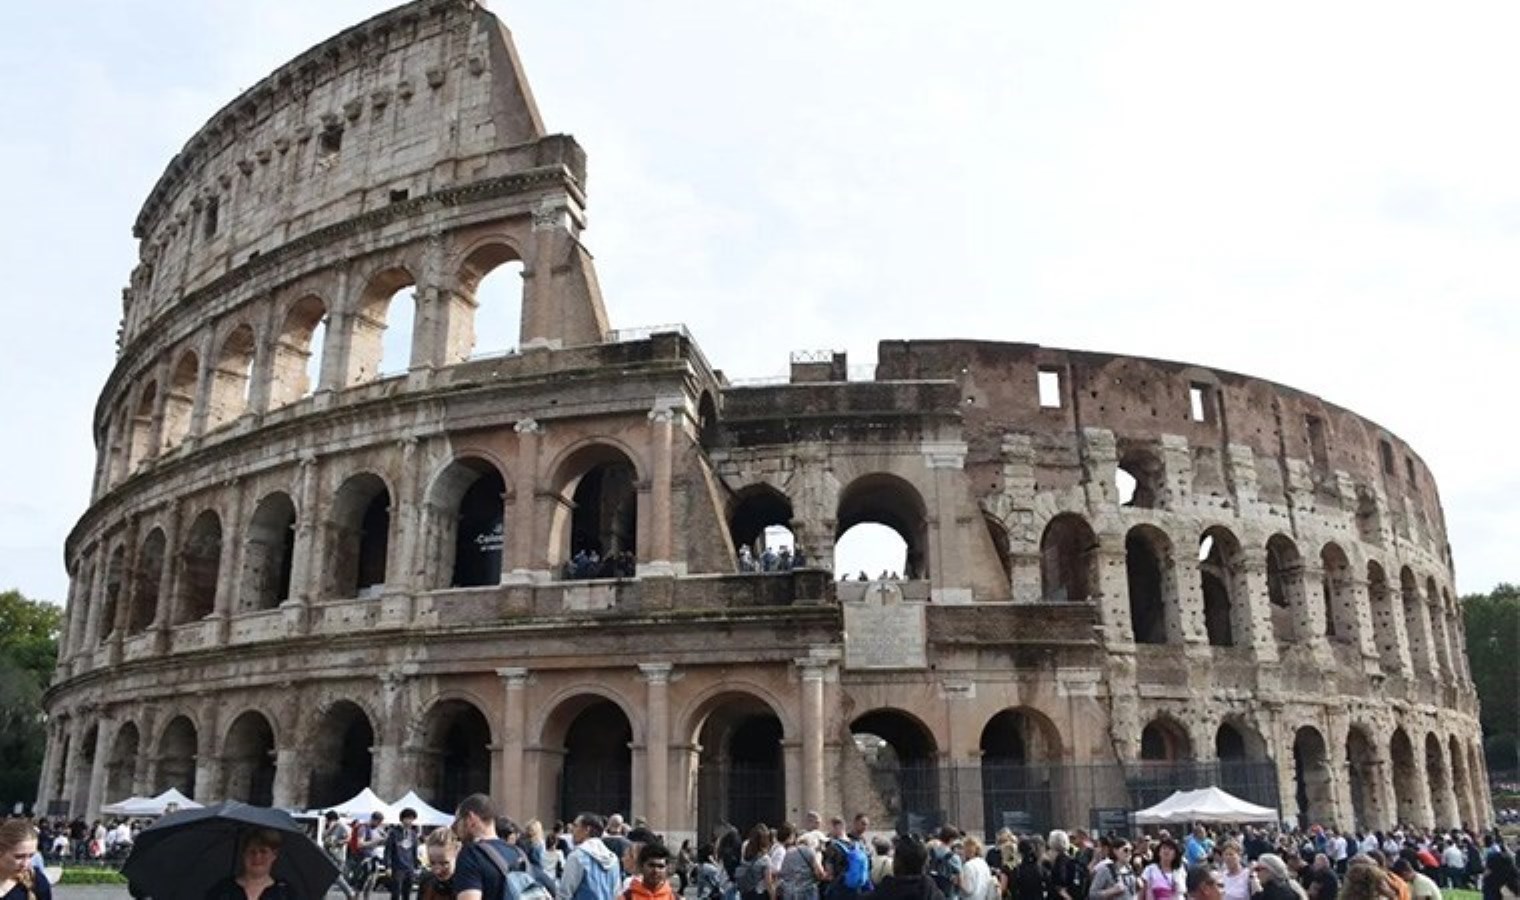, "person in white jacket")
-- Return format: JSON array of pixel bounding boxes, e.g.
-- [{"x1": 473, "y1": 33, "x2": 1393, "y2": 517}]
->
[
  {"x1": 959, "y1": 836, "x2": 998, "y2": 900},
  {"x1": 558, "y1": 814, "x2": 622, "y2": 900}
]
